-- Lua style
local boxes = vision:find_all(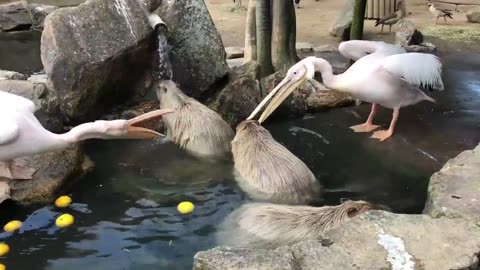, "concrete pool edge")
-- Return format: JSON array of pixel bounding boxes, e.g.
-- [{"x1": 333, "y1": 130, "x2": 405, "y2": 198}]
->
[{"x1": 193, "y1": 143, "x2": 480, "y2": 270}]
